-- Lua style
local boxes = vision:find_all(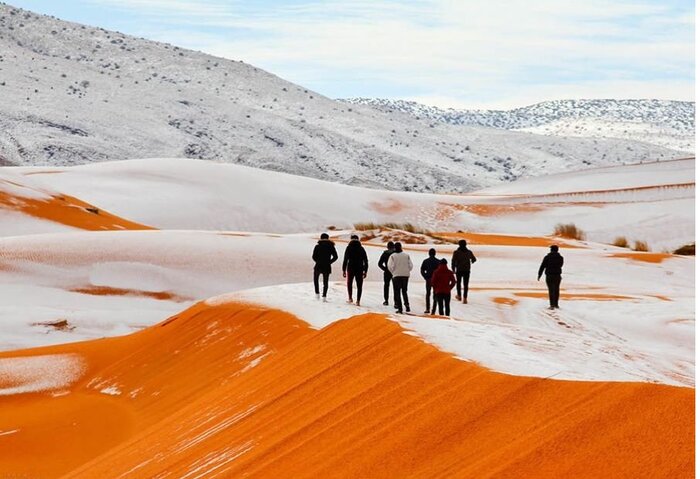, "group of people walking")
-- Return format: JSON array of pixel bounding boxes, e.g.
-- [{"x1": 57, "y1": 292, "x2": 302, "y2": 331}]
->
[{"x1": 312, "y1": 233, "x2": 564, "y2": 315}]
